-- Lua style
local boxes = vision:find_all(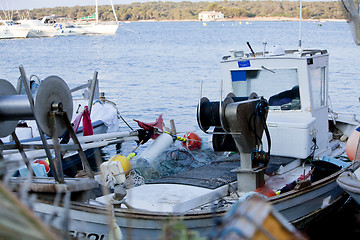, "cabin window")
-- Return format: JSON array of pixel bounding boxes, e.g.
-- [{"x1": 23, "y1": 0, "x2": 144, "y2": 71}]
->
[
  {"x1": 310, "y1": 67, "x2": 326, "y2": 109},
  {"x1": 231, "y1": 69, "x2": 300, "y2": 110}
]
